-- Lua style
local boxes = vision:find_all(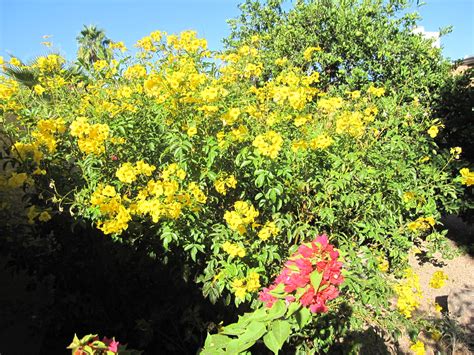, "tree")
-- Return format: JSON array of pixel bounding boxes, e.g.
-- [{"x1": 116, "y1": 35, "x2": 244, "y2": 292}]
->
[
  {"x1": 226, "y1": 0, "x2": 451, "y2": 99},
  {"x1": 76, "y1": 25, "x2": 112, "y2": 66}
]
